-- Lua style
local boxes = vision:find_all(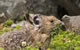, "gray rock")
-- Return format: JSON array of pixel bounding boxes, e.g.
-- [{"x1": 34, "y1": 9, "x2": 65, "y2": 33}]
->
[
  {"x1": 62, "y1": 15, "x2": 80, "y2": 34},
  {"x1": 71, "y1": 0, "x2": 80, "y2": 7},
  {"x1": 0, "y1": 0, "x2": 58, "y2": 17},
  {"x1": 0, "y1": 13, "x2": 7, "y2": 23},
  {"x1": 0, "y1": 0, "x2": 26, "y2": 19},
  {"x1": 57, "y1": 0, "x2": 80, "y2": 16},
  {"x1": 1, "y1": 0, "x2": 80, "y2": 21},
  {"x1": 25, "y1": 0, "x2": 57, "y2": 16},
  {"x1": 0, "y1": 0, "x2": 58, "y2": 23},
  {"x1": 11, "y1": 21, "x2": 26, "y2": 28}
]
